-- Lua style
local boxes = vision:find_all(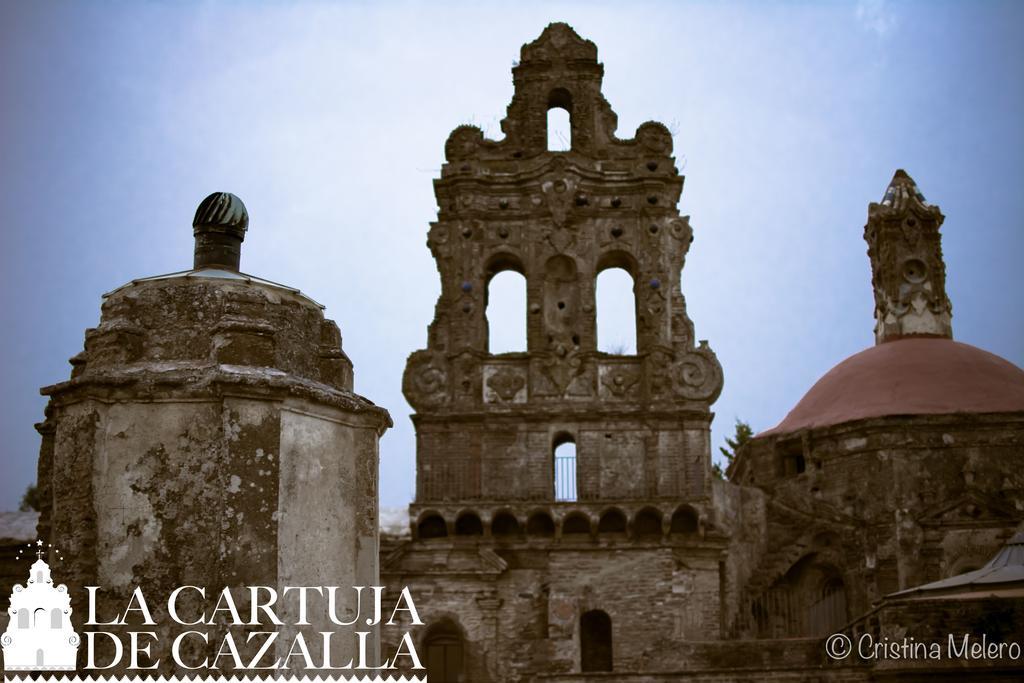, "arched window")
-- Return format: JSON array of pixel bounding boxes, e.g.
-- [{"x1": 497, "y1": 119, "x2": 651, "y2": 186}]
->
[
  {"x1": 526, "y1": 511, "x2": 555, "y2": 537},
  {"x1": 547, "y1": 107, "x2": 571, "y2": 151},
  {"x1": 597, "y1": 509, "x2": 627, "y2": 535},
  {"x1": 36, "y1": 649, "x2": 44, "y2": 667},
  {"x1": 562, "y1": 513, "x2": 591, "y2": 536},
  {"x1": 454, "y1": 511, "x2": 483, "y2": 536},
  {"x1": 670, "y1": 506, "x2": 699, "y2": 535},
  {"x1": 580, "y1": 610, "x2": 612, "y2": 672},
  {"x1": 17, "y1": 608, "x2": 28, "y2": 629},
  {"x1": 596, "y1": 267, "x2": 636, "y2": 354},
  {"x1": 633, "y1": 508, "x2": 663, "y2": 539},
  {"x1": 486, "y1": 270, "x2": 527, "y2": 353},
  {"x1": 418, "y1": 513, "x2": 448, "y2": 540},
  {"x1": 424, "y1": 622, "x2": 464, "y2": 683},
  {"x1": 553, "y1": 434, "x2": 577, "y2": 502},
  {"x1": 33, "y1": 608, "x2": 44, "y2": 627},
  {"x1": 36, "y1": 570, "x2": 44, "y2": 583},
  {"x1": 491, "y1": 511, "x2": 521, "y2": 538},
  {"x1": 50, "y1": 608, "x2": 61, "y2": 629}
]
